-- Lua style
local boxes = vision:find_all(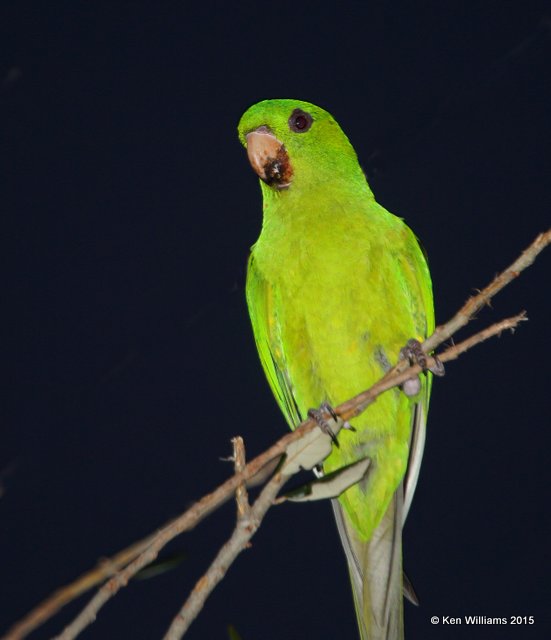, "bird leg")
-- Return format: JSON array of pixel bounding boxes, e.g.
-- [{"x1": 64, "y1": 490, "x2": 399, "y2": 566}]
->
[{"x1": 399, "y1": 338, "x2": 445, "y2": 396}]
